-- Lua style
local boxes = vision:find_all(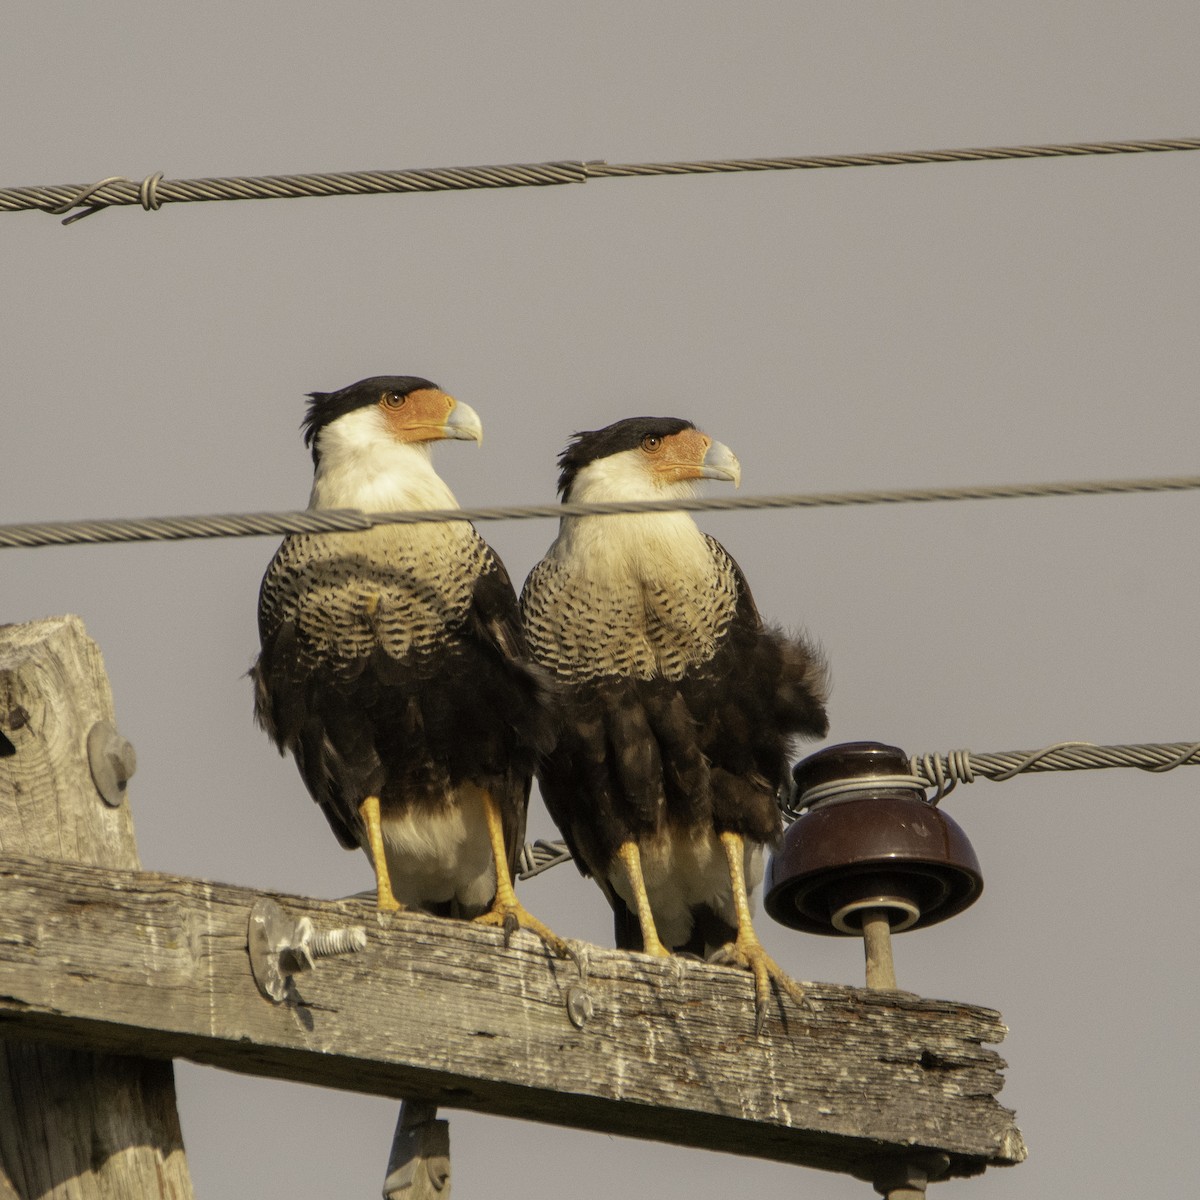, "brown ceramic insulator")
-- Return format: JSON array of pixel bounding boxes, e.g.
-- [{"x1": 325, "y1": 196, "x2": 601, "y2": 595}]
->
[{"x1": 764, "y1": 742, "x2": 983, "y2": 936}]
